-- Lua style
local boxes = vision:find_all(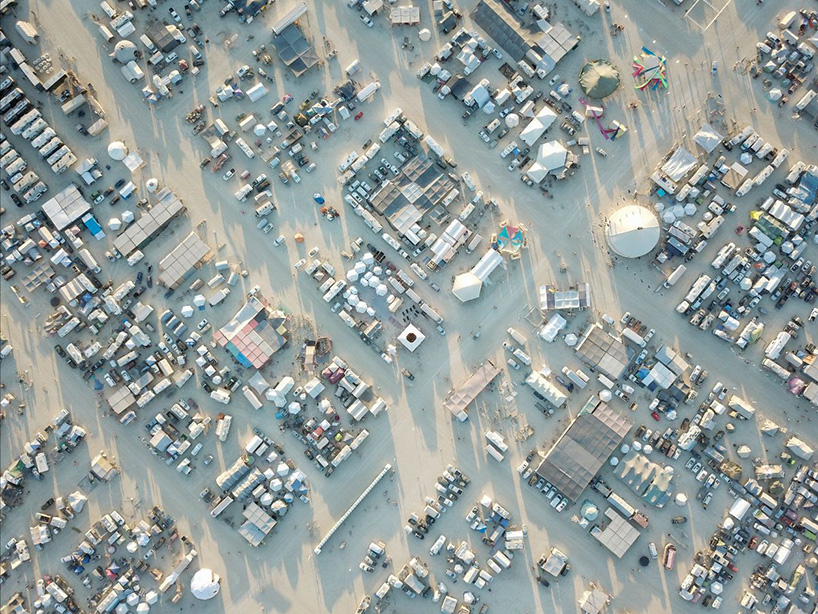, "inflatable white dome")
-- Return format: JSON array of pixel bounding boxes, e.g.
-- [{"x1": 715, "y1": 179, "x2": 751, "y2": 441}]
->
[{"x1": 190, "y1": 569, "x2": 221, "y2": 601}]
